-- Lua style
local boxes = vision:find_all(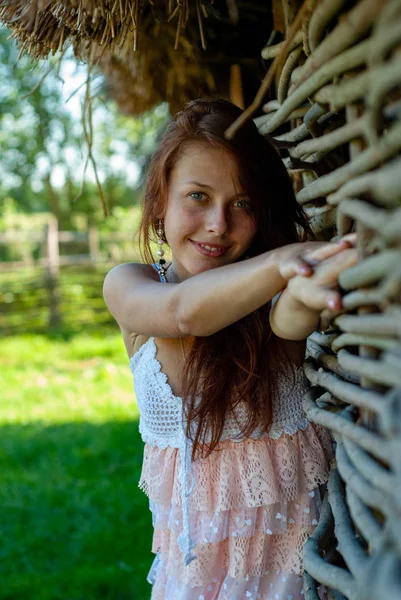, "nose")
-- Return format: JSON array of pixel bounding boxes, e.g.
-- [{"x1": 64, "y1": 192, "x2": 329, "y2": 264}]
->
[{"x1": 205, "y1": 205, "x2": 229, "y2": 237}]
